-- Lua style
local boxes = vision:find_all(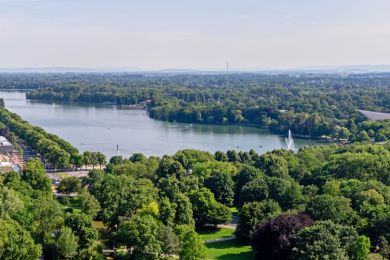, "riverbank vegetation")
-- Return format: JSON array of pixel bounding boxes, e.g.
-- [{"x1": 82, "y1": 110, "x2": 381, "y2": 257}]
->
[
  {"x1": 4, "y1": 72, "x2": 388, "y2": 141},
  {"x1": 2, "y1": 139, "x2": 390, "y2": 258},
  {"x1": 0, "y1": 107, "x2": 106, "y2": 170}
]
